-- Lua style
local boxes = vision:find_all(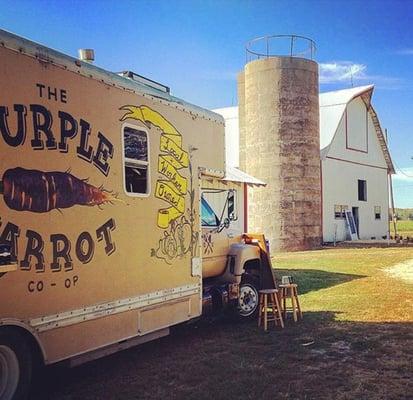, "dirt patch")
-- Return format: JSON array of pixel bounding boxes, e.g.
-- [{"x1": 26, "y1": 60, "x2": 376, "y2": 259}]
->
[
  {"x1": 385, "y1": 259, "x2": 413, "y2": 284},
  {"x1": 29, "y1": 248, "x2": 413, "y2": 400},
  {"x1": 30, "y1": 314, "x2": 413, "y2": 400}
]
